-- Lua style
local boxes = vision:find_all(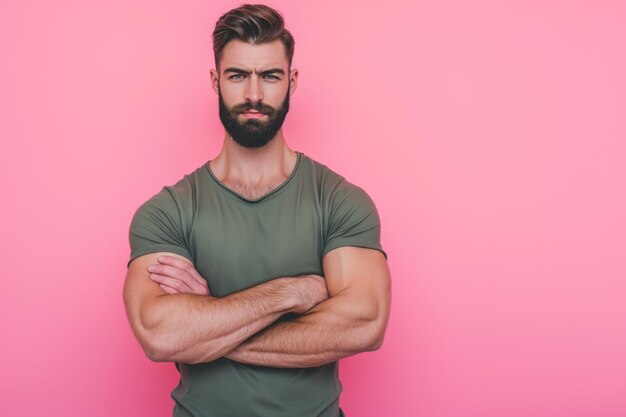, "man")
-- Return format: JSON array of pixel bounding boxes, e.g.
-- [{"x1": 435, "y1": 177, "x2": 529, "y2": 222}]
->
[{"x1": 123, "y1": 4, "x2": 391, "y2": 417}]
